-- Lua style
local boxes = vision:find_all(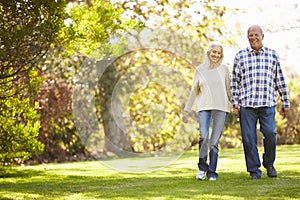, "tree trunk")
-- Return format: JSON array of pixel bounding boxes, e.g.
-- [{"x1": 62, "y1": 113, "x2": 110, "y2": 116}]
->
[
  {"x1": 102, "y1": 109, "x2": 133, "y2": 157},
  {"x1": 97, "y1": 59, "x2": 133, "y2": 157}
]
